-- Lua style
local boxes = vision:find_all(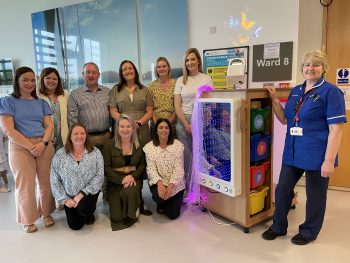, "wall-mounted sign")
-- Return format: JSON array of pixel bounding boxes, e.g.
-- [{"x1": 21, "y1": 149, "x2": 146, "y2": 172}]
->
[
  {"x1": 252, "y1": 41, "x2": 293, "y2": 82},
  {"x1": 203, "y1": 46, "x2": 249, "y2": 90},
  {"x1": 337, "y1": 68, "x2": 349, "y2": 85}
]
